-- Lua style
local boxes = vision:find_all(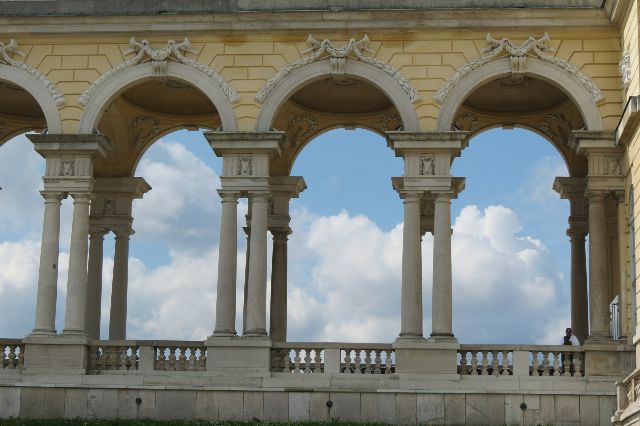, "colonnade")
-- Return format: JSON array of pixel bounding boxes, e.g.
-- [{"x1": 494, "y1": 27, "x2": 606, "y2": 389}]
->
[{"x1": 24, "y1": 130, "x2": 625, "y2": 347}]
